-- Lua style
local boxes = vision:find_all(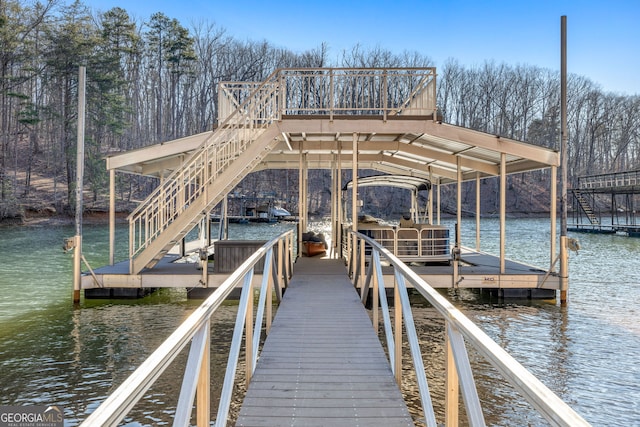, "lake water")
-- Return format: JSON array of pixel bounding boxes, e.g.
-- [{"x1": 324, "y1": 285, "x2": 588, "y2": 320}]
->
[{"x1": 0, "y1": 218, "x2": 638, "y2": 426}]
